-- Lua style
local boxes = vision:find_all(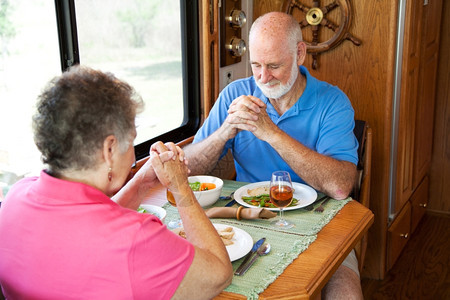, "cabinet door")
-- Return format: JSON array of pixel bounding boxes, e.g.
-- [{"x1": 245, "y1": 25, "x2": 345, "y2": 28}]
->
[
  {"x1": 413, "y1": 0, "x2": 443, "y2": 188},
  {"x1": 395, "y1": 0, "x2": 423, "y2": 212},
  {"x1": 388, "y1": 201, "x2": 411, "y2": 270},
  {"x1": 411, "y1": 176, "x2": 429, "y2": 233}
]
